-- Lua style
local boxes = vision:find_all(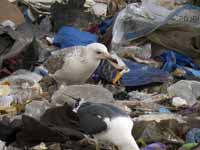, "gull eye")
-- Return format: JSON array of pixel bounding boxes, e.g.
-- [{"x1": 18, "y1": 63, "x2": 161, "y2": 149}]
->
[{"x1": 96, "y1": 51, "x2": 101, "y2": 54}]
